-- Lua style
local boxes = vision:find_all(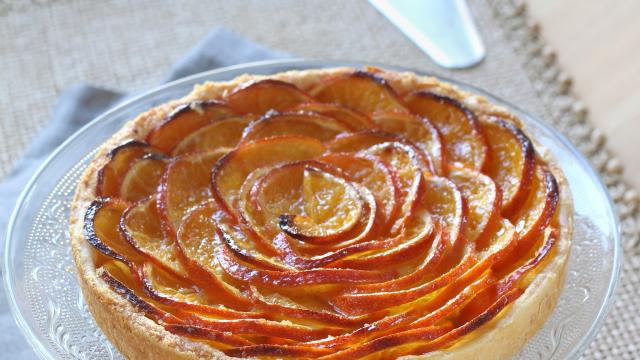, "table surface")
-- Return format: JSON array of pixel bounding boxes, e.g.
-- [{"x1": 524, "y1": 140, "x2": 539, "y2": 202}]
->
[{"x1": 528, "y1": 0, "x2": 640, "y2": 192}]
